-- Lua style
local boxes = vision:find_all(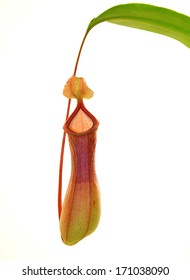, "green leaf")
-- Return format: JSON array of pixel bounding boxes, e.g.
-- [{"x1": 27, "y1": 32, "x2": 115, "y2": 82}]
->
[{"x1": 87, "y1": 3, "x2": 190, "y2": 48}]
